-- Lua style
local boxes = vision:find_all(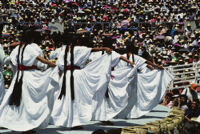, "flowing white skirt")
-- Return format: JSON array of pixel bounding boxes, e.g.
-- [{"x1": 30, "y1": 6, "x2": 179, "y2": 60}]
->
[
  {"x1": 50, "y1": 54, "x2": 112, "y2": 127},
  {"x1": 0, "y1": 68, "x2": 54, "y2": 131},
  {"x1": 92, "y1": 66, "x2": 137, "y2": 121},
  {"x1": 0, "y1": 72, "x2": 5, "y2": 104},
  {"x1": 117, "y1": 69, "x2": 174, "y2": 119}
]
